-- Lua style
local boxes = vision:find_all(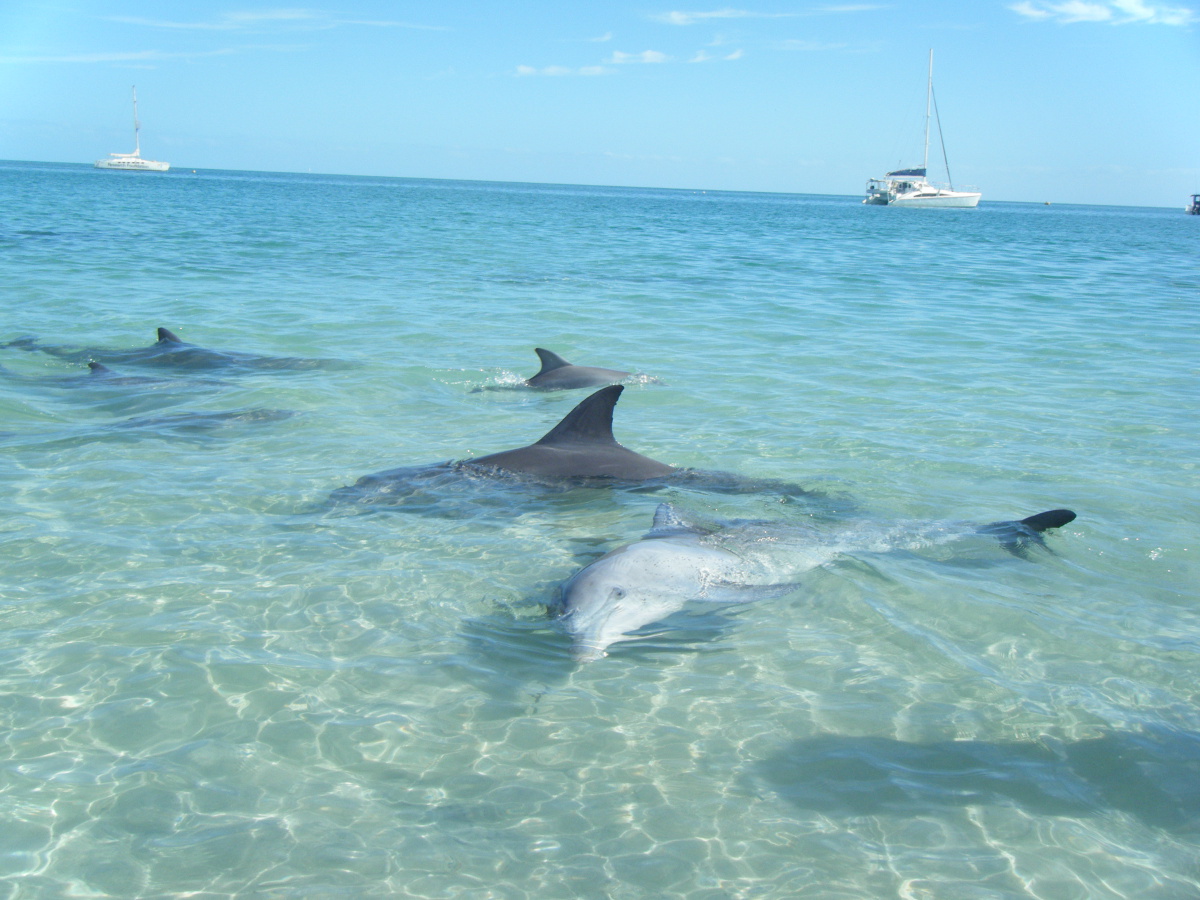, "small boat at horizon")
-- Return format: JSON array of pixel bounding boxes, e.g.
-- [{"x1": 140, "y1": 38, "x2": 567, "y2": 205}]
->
[
  {"x1": 1187, "y1": 194, "x2": 1200, "y2": 215},
  {"x1": 864, "y1": 51, "x2": 979, "y2": 209},
  {"x1": 95, "y1": 86, "x2": 169, "y2": 172}
]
